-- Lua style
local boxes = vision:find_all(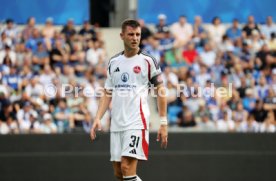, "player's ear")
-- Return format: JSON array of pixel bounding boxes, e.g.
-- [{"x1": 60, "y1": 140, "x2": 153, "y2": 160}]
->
[{"x1": 120, "y1": 32, "x2": 123, "y2": 40}]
